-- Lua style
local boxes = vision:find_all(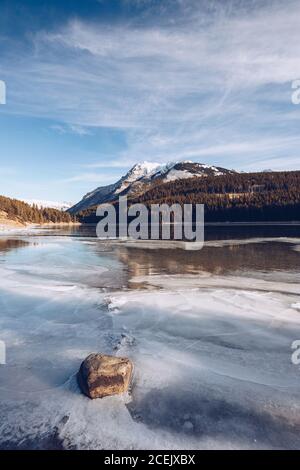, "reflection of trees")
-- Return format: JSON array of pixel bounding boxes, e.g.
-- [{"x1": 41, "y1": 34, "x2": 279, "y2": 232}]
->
[
  {"x1": 115, "y1": 243, "x2": 300, "y2": 279},
  {"x1": 0, "y1": 239, "x2": 29, "y2": 254}
]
